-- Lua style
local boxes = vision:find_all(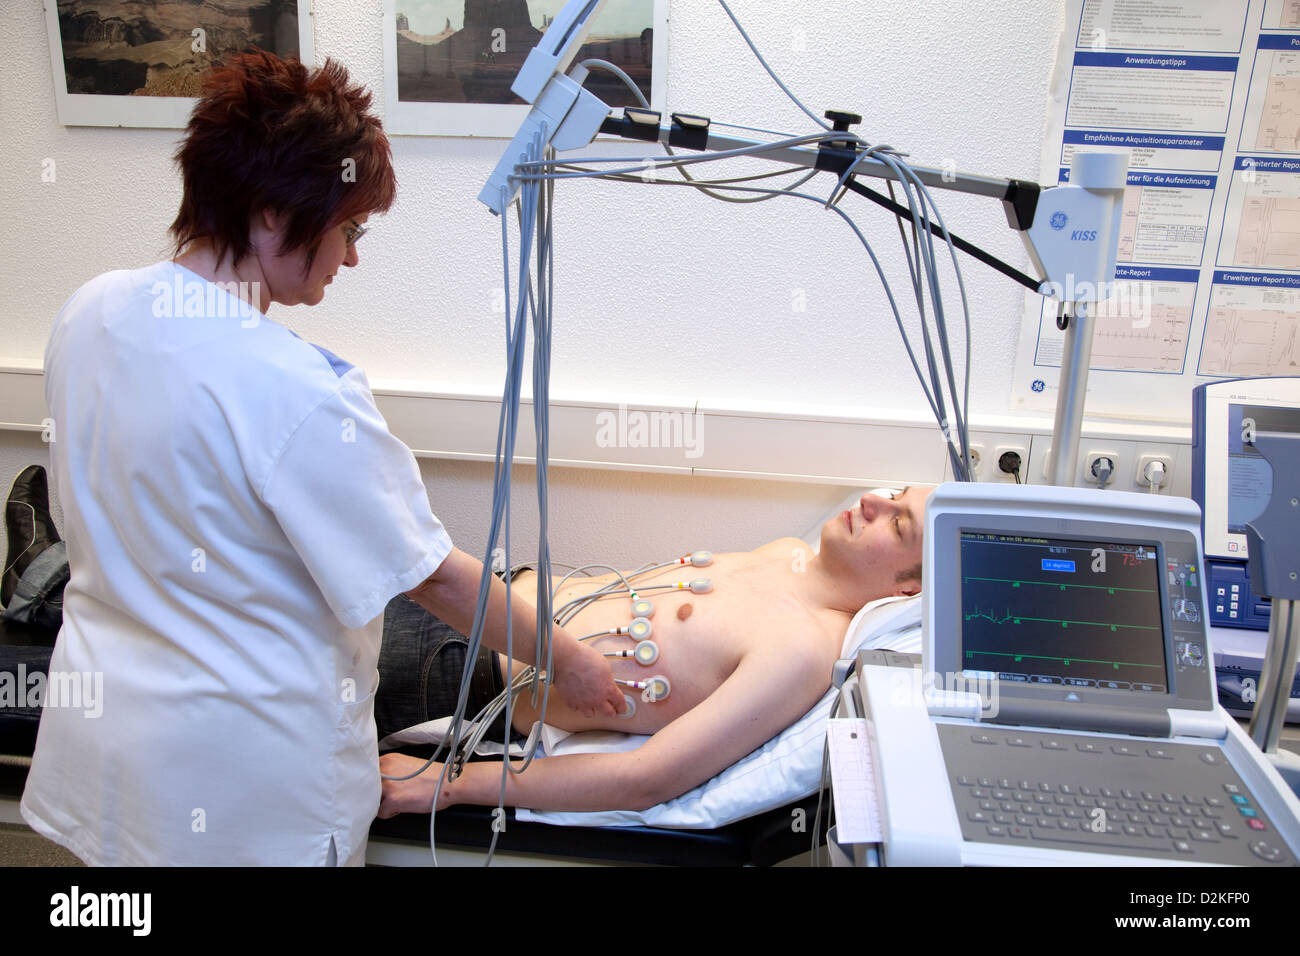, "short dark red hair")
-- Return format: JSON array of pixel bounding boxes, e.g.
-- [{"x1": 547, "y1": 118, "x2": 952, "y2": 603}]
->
[{"x1": 170, "y1": 50, "x2": 396, "y2": 272}]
